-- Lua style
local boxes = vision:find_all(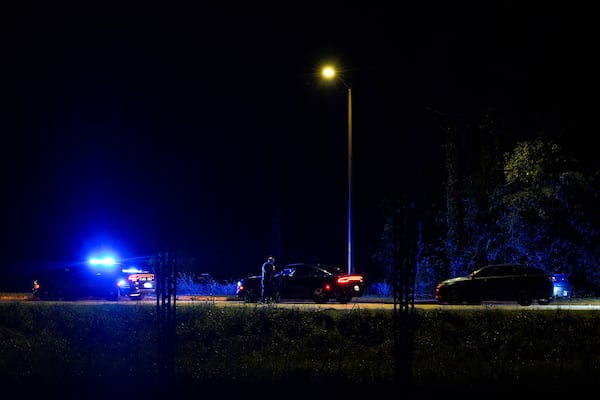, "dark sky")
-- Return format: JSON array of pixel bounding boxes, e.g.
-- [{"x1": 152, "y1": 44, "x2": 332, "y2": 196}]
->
[{"x1": 2, "y1": 2, "x2": 596, "y2": 283}]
